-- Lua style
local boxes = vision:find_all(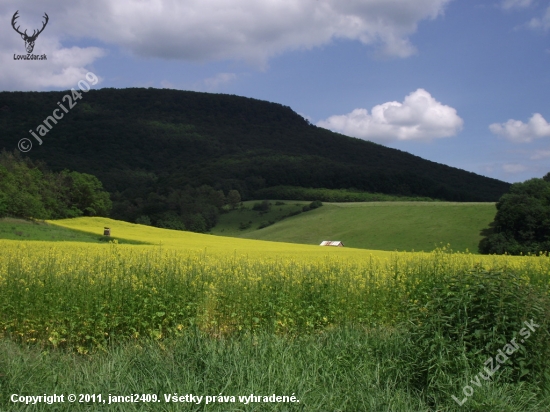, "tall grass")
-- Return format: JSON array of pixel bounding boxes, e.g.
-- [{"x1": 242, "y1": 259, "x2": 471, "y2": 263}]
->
[
  {"x1": 1, "y1": 327, "x2": 549, "y2": 411},
  {"x1": 0, "y1": 242, "x2": 549, "y2": 410}
]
